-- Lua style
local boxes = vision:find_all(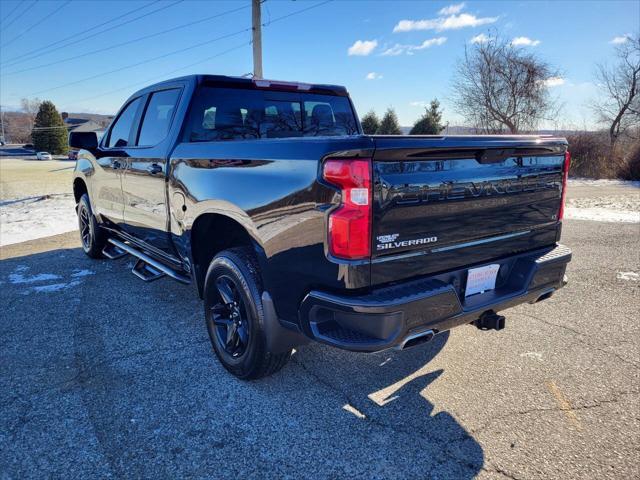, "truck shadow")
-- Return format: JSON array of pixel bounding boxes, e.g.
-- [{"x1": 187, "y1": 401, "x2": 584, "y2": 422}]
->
[
  {"x1": 1, "y1": 244, "x2": 483, "y2": 478},
  {"x1": 290, "y1": 332, "x2": 484, "y2": 476}
]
